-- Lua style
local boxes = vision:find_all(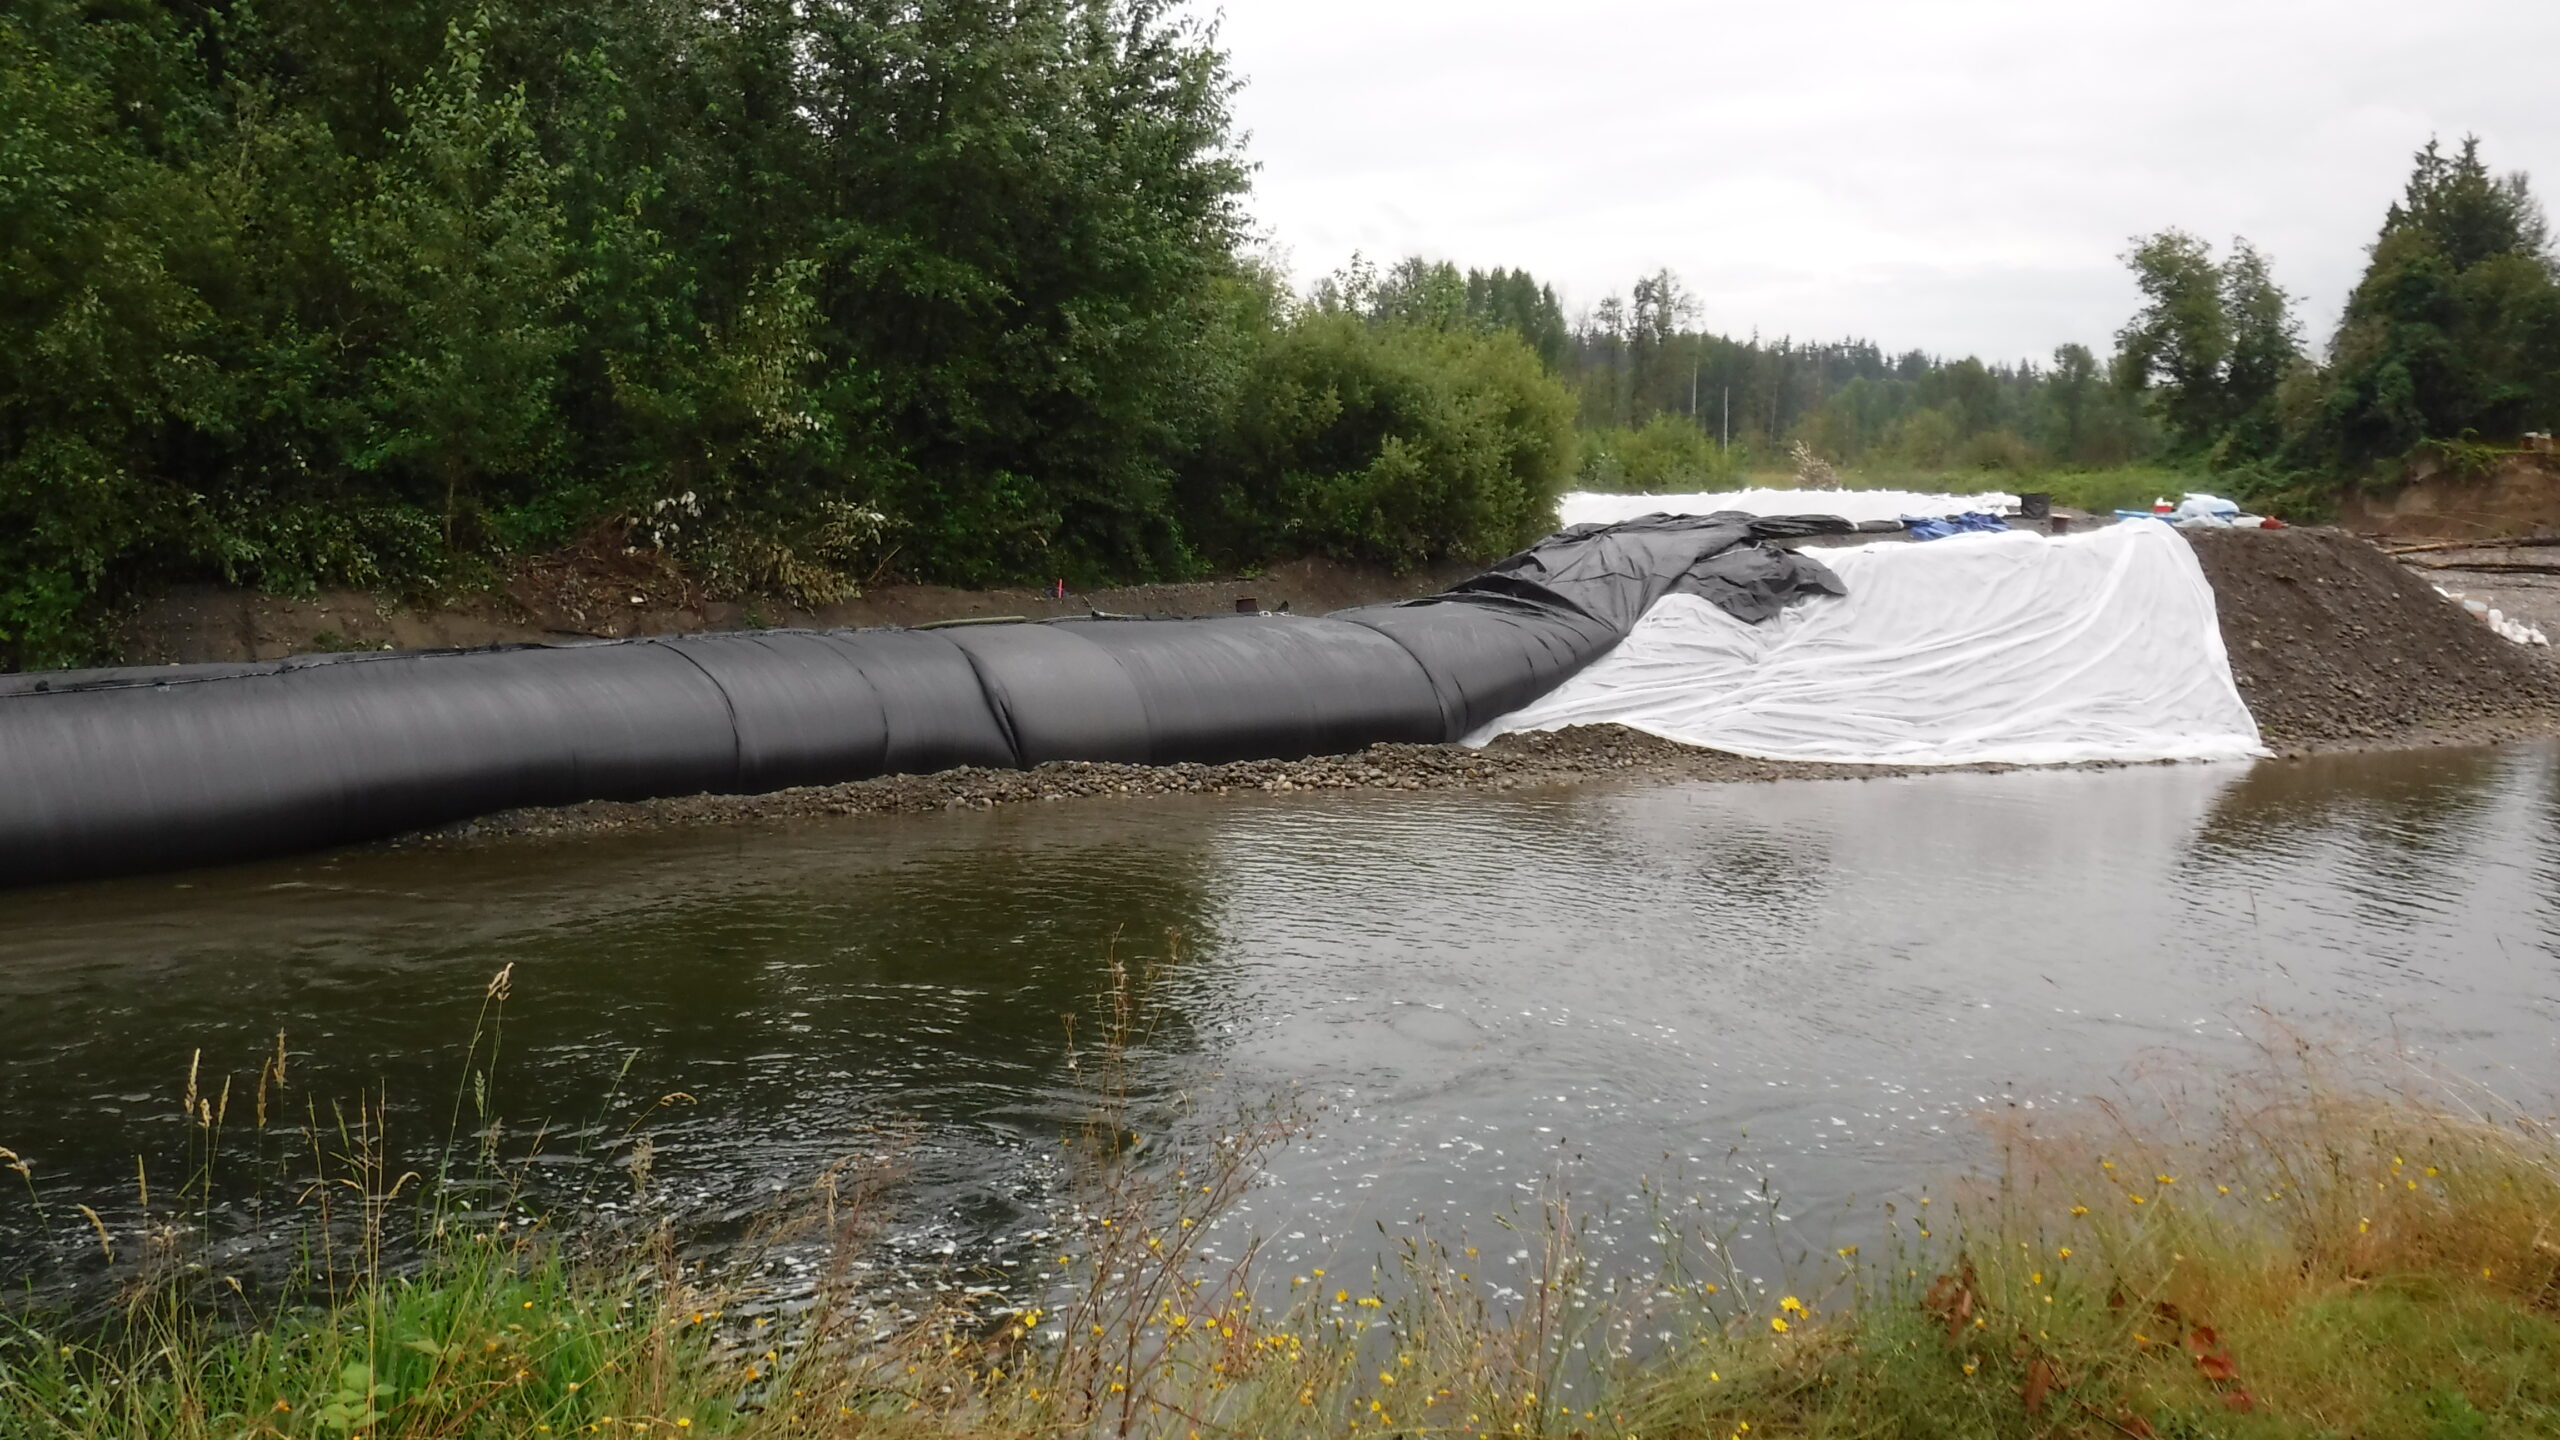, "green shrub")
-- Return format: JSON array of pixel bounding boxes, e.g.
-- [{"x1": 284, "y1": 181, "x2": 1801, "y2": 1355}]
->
[
  {"x1": 0, "y1": 0, "x2": 1252, "y2": 666},
  {"x1": 1186, "y1": 313, "x2": 1577, "y2": 569},
  {"x1": 1574, "y1": 414, "x2": 1740, "y2": 492}
]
